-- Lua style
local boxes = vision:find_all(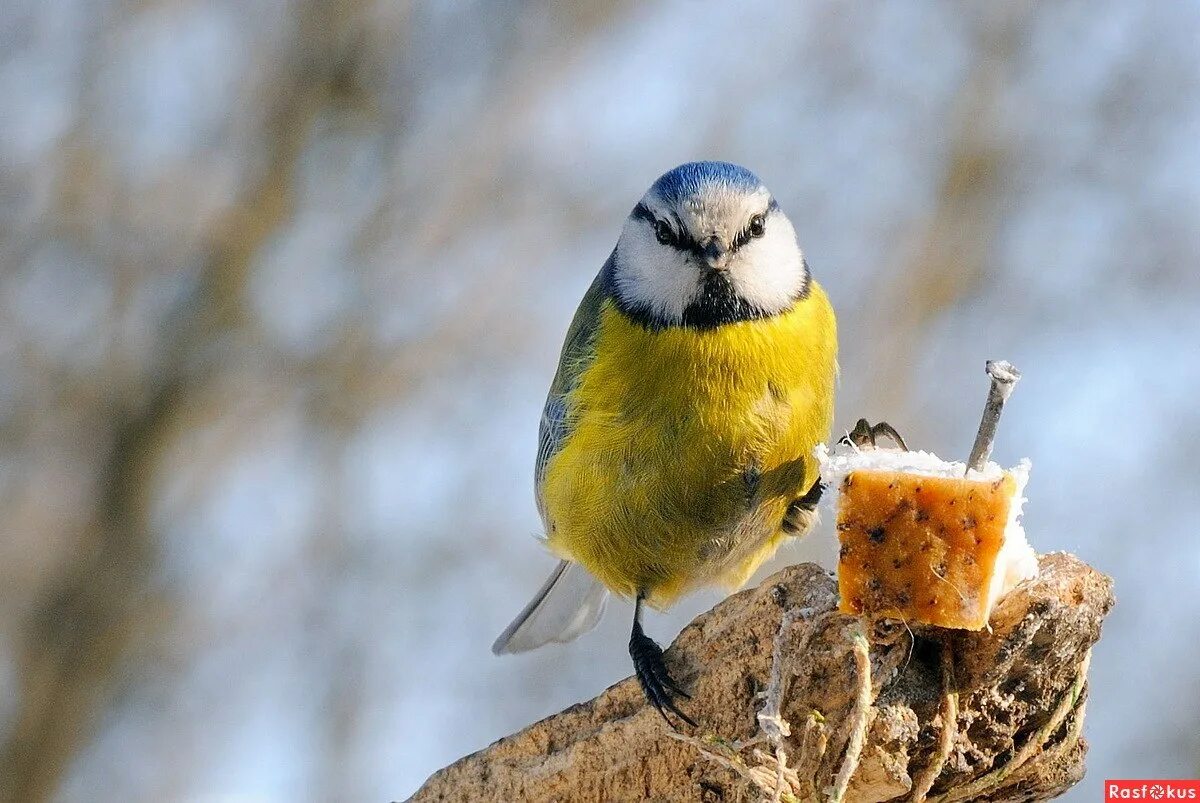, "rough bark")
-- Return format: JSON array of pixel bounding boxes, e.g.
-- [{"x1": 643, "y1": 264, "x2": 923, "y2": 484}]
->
[{"x1": 411, "y1": 552, "x2": 1112, "y2": 802}]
